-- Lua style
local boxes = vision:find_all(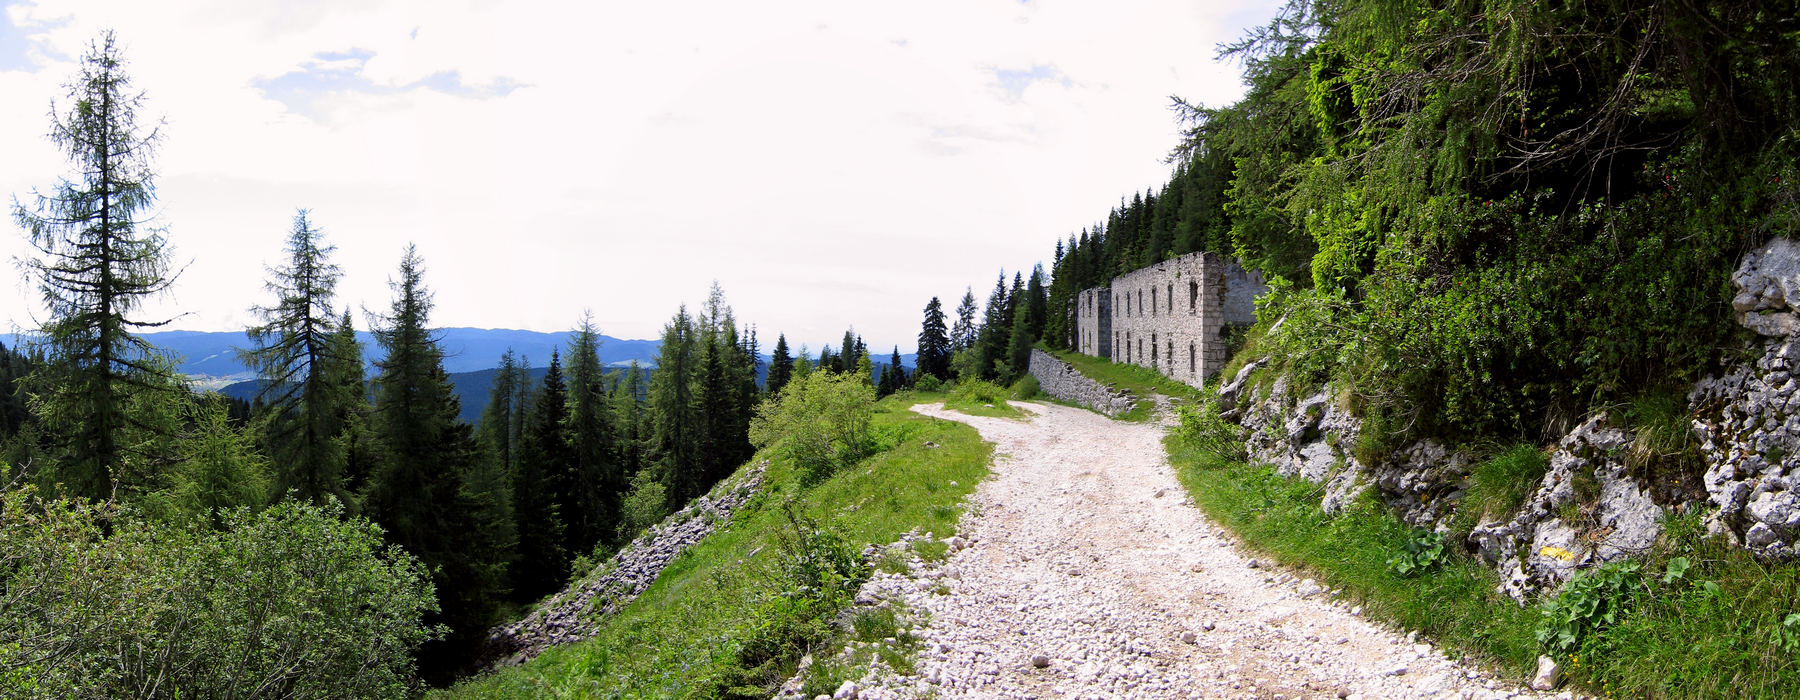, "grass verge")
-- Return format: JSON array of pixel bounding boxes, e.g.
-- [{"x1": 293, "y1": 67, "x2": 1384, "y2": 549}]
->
[
  {"x1": 1169, "y1": 432, "x2": 1800, "y2": 697},
  {"x1": 943, "y1": 379, "x2": 1025, "y2": 418},
  {"x1": 439, "y1": 395, "x2": 991, "y2": 699}
]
